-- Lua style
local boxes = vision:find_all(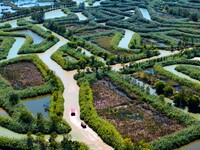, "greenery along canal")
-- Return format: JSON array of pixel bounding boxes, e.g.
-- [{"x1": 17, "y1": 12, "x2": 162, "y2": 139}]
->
[{"x1": 2, "y1": 0, "x2": 200, "y2": 149}]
